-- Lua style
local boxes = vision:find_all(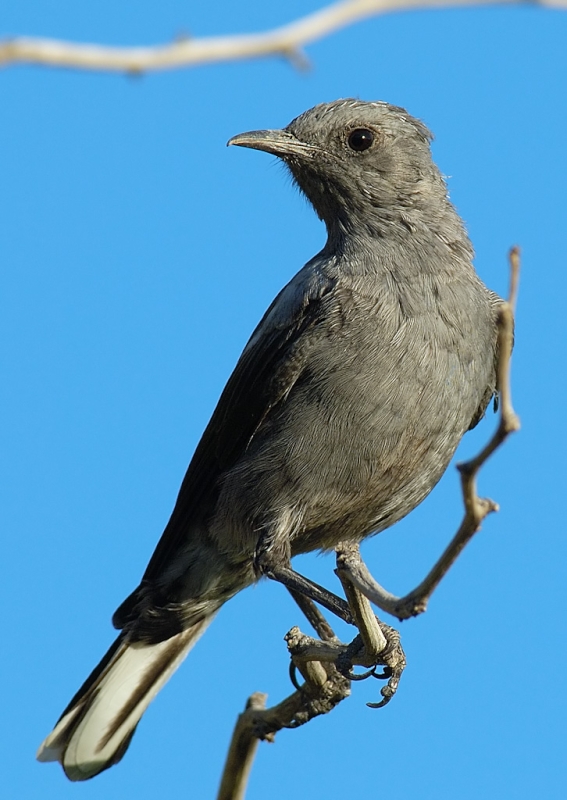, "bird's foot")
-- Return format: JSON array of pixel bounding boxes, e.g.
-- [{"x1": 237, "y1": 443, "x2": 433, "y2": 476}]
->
[
  {"x1": 336, "y1": 623, "x2": 406, "y2": 708},
  {"x1": 285, "y1": 623, "x2": 406, "y2": 709}
]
